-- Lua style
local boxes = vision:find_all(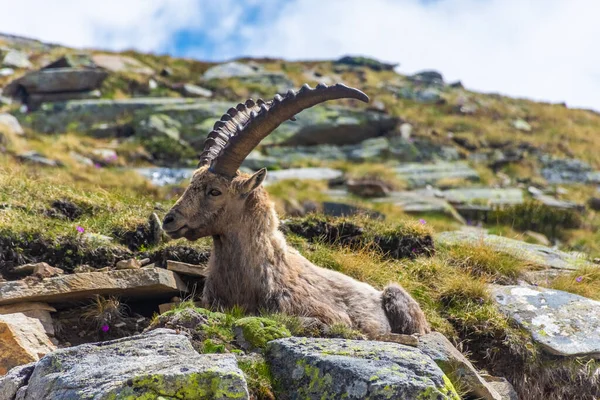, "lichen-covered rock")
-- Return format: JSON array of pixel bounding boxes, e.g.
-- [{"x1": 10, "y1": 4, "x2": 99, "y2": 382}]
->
[
  {"x1": 233, "y1": 317, "x2": 291, "y2": 351},
  {"x1": 0, "y1": 363, "x2": 35, "y2": 400},
  {"x1": 418, "y1": 332, "x2": 502, "y2": 400},
  {"x1": 266, "y1": 337, "x2": 459, "y2": 399},
  {"x1": 492, "y1": 285, "x2": 600, "y2": 357},
  {"x1": 16, "y1": 328, "x2": 249, "y2": 399}
]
